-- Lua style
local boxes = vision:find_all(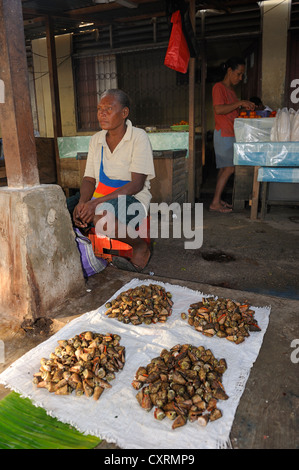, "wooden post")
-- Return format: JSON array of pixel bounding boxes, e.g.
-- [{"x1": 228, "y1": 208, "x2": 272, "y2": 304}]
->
[
  {"x1": 250, "y1": 166, "x2": 260, "y2": 220},
  {"x1": 188, "y1": 0, "x2": 196, "y2": 205},
  {"x1": 260, "y1": 181, "x2": 268, "y2": 220},
  {"x1": 0, "y1": 0, "x2": 40, "y2": 187},
  {"x1": 200, "y1": 11, "x2": 206, "y2": 168},
  {"x1": 45, "y1": 15, "x2": 62, "y2": 186}
]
